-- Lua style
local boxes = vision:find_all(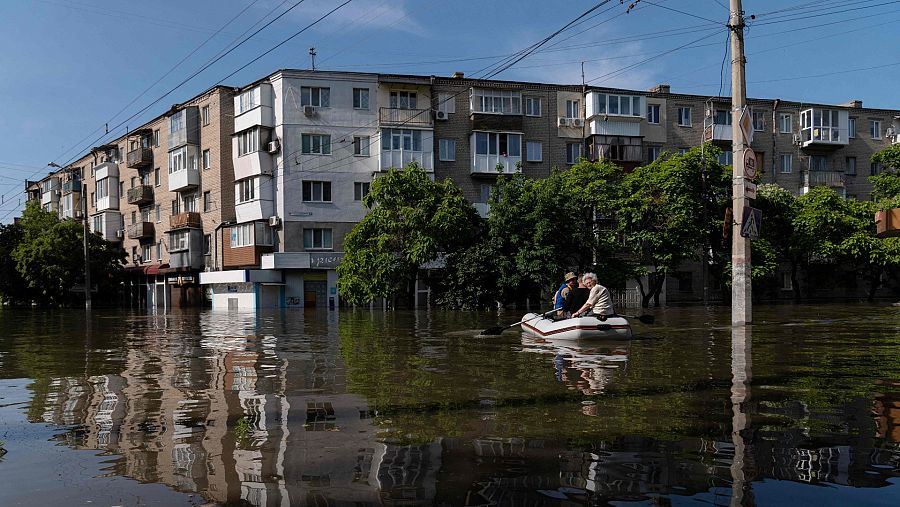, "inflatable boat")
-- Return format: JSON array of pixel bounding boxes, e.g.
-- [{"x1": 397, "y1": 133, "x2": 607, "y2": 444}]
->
[{"x1": 520, "y1": 312, "x2": 633, "y2": 340}]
